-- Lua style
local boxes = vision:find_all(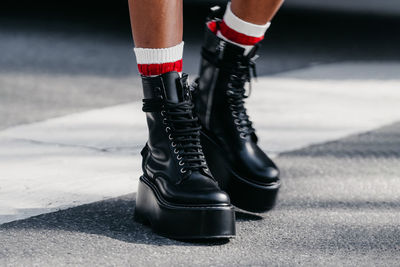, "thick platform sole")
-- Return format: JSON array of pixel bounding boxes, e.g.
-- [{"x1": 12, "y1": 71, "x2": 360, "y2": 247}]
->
[
  {"x1": 201, "y1": 131, "x2": 280, "y2": 213},
  {"x1": 134, "y1": 176, "x2": 236, "y2": 239}
]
